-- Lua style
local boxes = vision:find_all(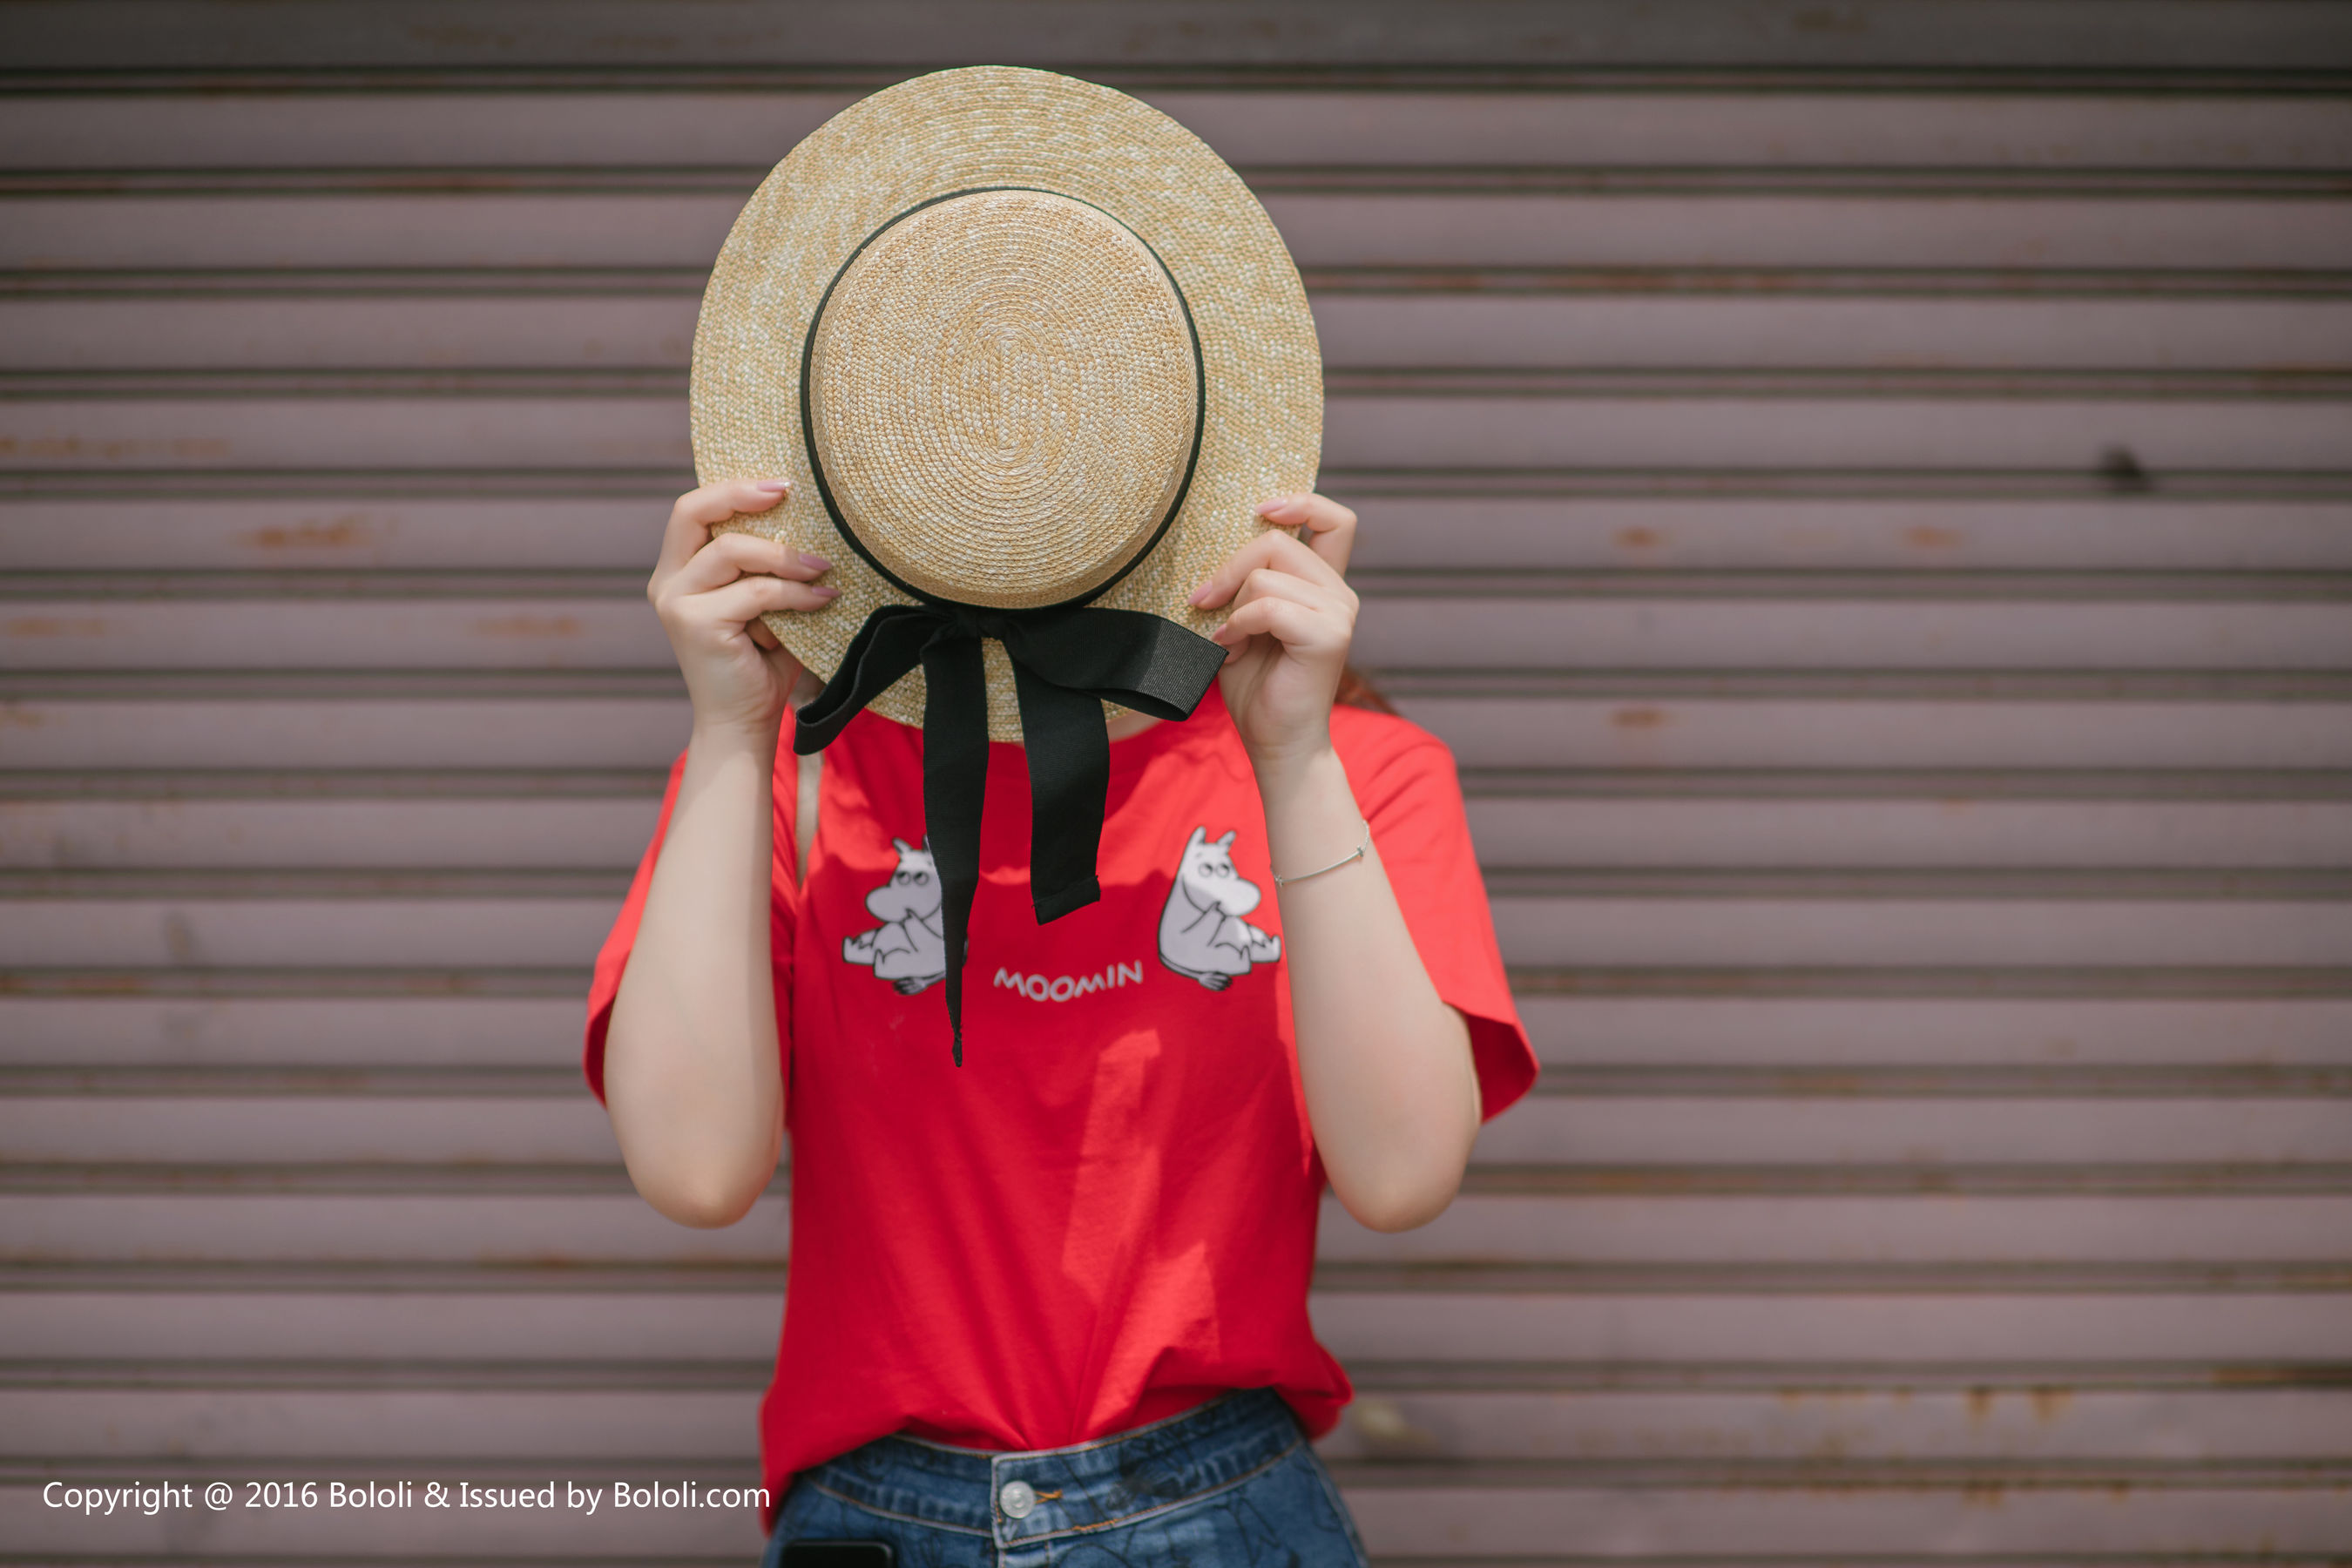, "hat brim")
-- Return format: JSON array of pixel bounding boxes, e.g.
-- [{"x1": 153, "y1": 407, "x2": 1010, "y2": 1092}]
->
[{"x1": 689, "y1": 66, "x2": 1322, "y2": 740}]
